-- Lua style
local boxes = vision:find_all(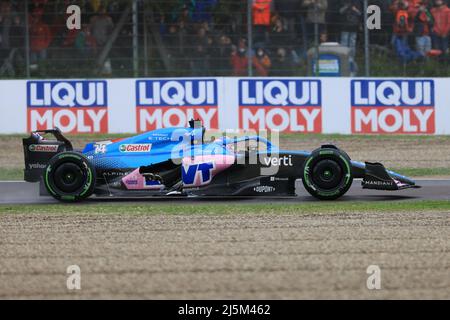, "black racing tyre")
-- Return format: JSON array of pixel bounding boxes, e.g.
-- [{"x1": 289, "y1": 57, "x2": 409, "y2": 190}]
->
[
  {"x1": 302, "y1": 147, "x2": 353, "y2": 200},
  {"x1": 43, "y1": 152, "x2": 96, "y2": 202}
]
